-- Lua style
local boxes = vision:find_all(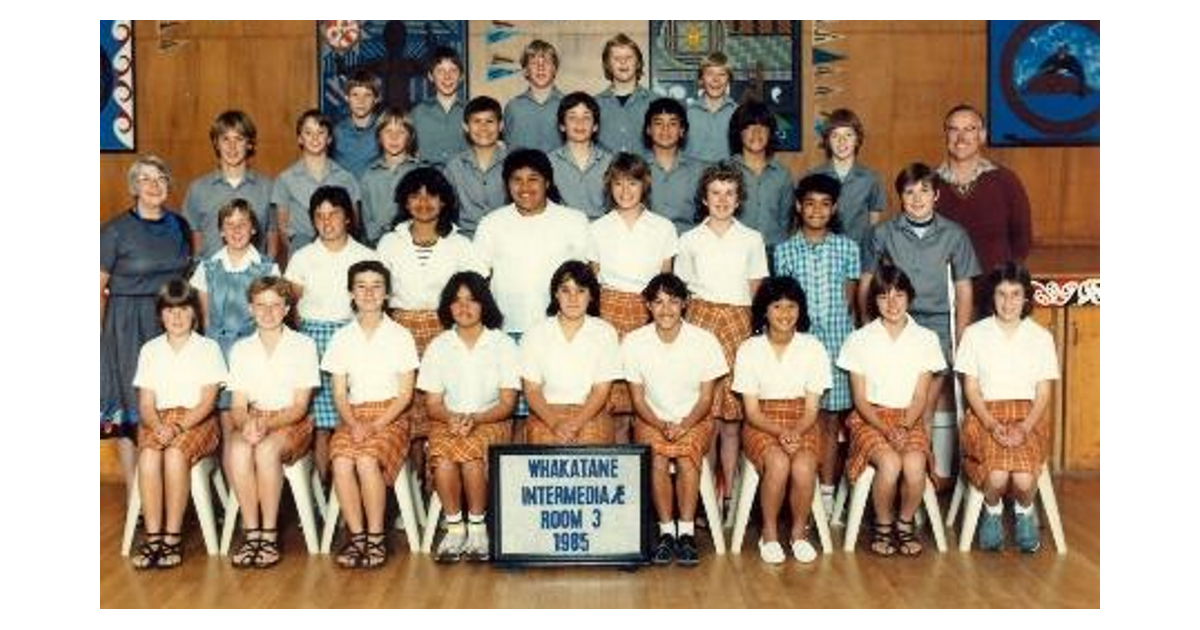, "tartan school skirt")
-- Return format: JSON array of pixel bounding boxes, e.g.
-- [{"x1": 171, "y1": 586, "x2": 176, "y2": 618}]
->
[
  {"x1": 329, "y1": 399, "x2": 410, "y2": 482},
  {"x1": 392, "y1": 308, "x2": 445, "y2": 439},
  {"x1": 742, "y1": 398, "x2": 823, "y2": 474},
  {"x1": 632, "y1": 417, "x2": 714, "y2": 471},
  {"x1": 845, "y1": 406, "x2": 934, "y2": 484},
  {"x1": 301, "y1": 318, "x2": 349, "y2": 430},
  {"x1": 427, "y1": 416, "x2": 512, "y2": 468},
  {"x1": 137, "y1": 407, "x2": 220, "y2": 466},
  {"x1": 246, "y1": 409, "x2": 315, "y2": 466},
  {"x1": 600, "y1": 286, "x2": 651, "y2": 415},
  {"x1": 684, "y1": 299, "x2": 751, "y2": 421},
  {"x1": 960, "y1": 399, "x2": 1047, "y2": 488},
  {"x1": 526, "y1": 403, "x2": 615, "y2": 446}
]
